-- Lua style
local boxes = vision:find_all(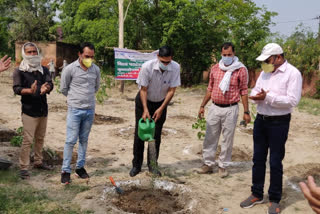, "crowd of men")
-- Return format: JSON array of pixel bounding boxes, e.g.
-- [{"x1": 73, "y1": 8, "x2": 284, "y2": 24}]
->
[{"x1": 1, "y1": 41, "x2": 320, "y2": 214}]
